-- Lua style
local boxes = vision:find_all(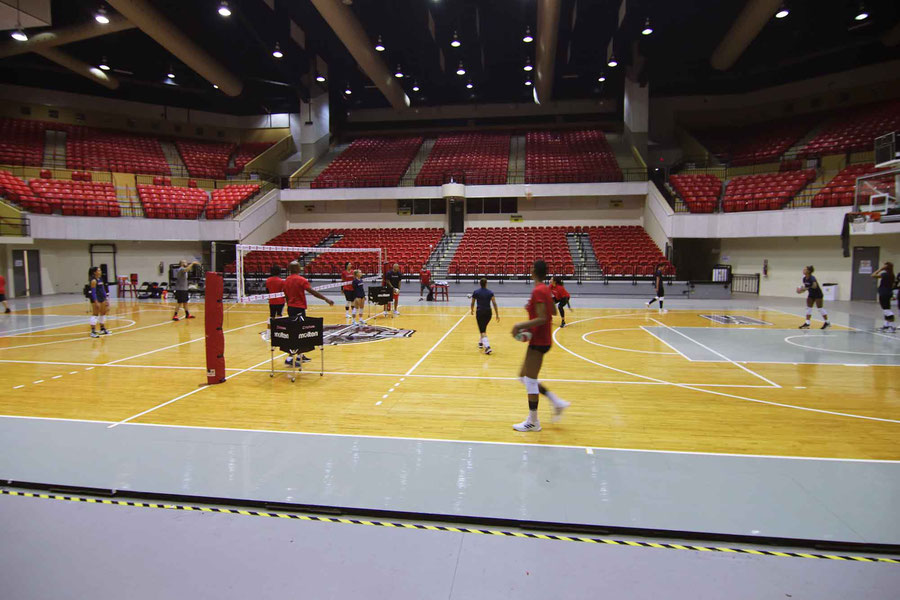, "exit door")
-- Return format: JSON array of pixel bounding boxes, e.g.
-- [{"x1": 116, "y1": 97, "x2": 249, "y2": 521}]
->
[
  {"x1": 850, "y1": 246, "x2": 879, "y2": 301},
  {"x1": 449, "y1": 199, "x2": 464, "y2": 233},
  {"x1": 11, "y1": 249, "x2": 41, "y2": 297}
]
